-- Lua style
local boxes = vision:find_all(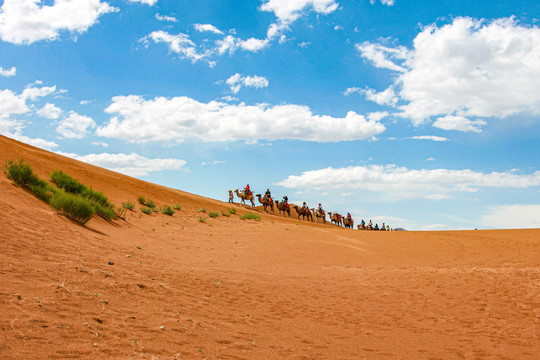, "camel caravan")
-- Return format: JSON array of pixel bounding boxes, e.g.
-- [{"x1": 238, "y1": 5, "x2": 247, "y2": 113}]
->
[{"x1": 230, "y1": 185, "x2": 393, "y2": 231}]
